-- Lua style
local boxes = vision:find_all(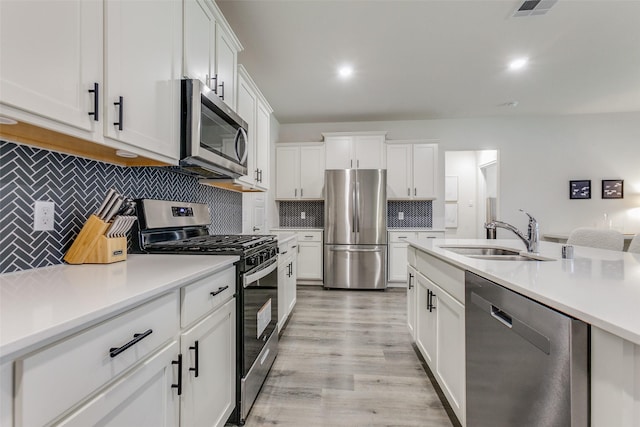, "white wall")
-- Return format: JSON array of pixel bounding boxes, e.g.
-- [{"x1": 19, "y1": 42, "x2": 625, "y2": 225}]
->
[
  {"x1": 445, "y1": 151, "x2": 478, "y2": 238},
  {"x1": 267, "y1": 114, "x2": 281, "y2": 229},
  {"x1": 279, "y1": 113, "x2": 640, "y2": 236}
]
